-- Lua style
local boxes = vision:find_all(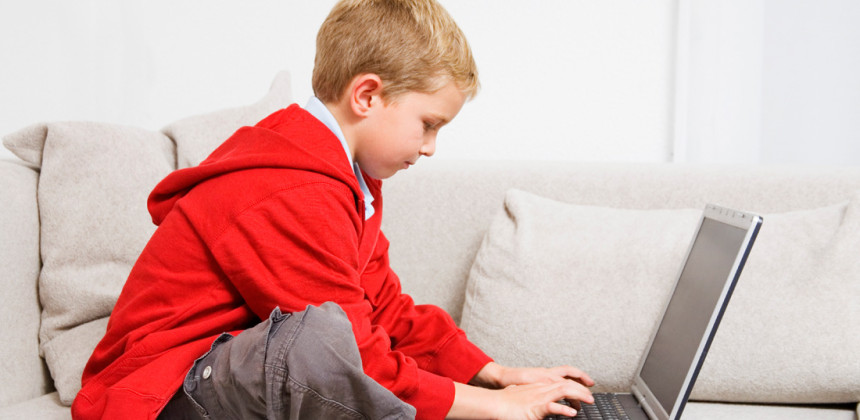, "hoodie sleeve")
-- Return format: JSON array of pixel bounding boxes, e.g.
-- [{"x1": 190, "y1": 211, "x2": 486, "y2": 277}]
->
[
  {"x1": 361, "y1": 232, "x2": 493, "y2": 384},
  {"x1": 206, "y1": 179, "x2": 457, "y2": 420}
]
